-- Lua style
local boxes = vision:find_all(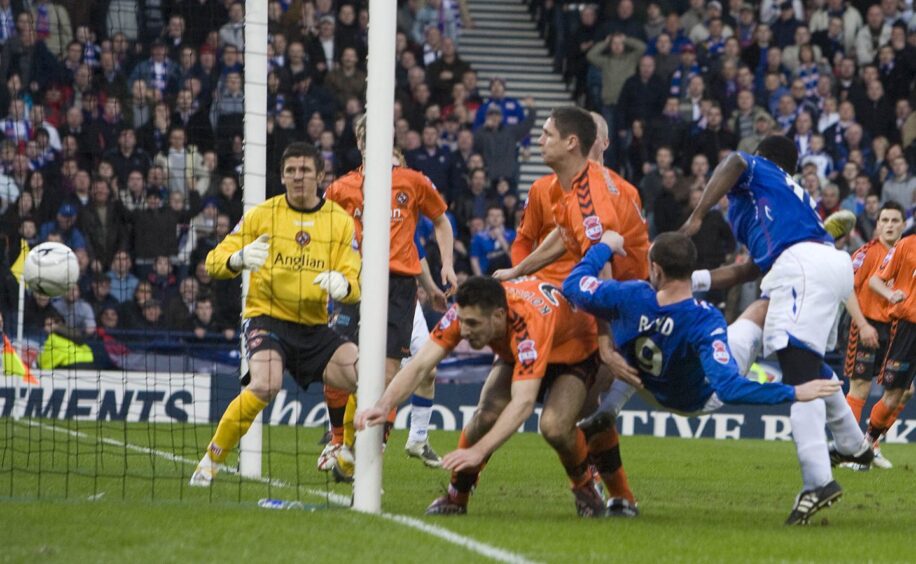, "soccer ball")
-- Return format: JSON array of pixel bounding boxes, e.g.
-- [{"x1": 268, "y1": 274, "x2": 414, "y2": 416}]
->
[{"x1": 23, "y1": 242, "x2": 80, "y2": 297}]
